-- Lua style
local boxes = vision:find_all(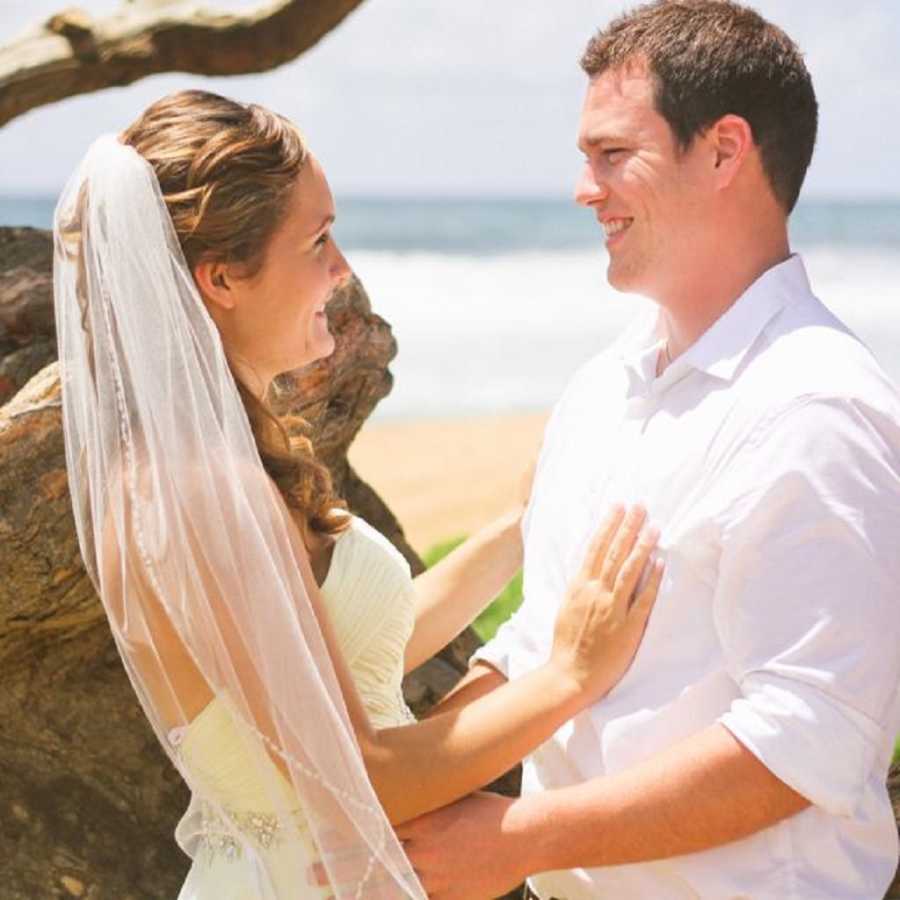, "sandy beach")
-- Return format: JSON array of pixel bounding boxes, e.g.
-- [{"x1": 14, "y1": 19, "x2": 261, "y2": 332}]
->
[{"x1": 348, "y1": 412, "x2": 549, "y2": 554}]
